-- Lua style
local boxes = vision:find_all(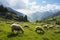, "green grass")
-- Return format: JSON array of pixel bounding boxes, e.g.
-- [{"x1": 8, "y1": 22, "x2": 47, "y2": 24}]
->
[{"x1": 0, "y1": 19, "x2": 60, "y2": 40}]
